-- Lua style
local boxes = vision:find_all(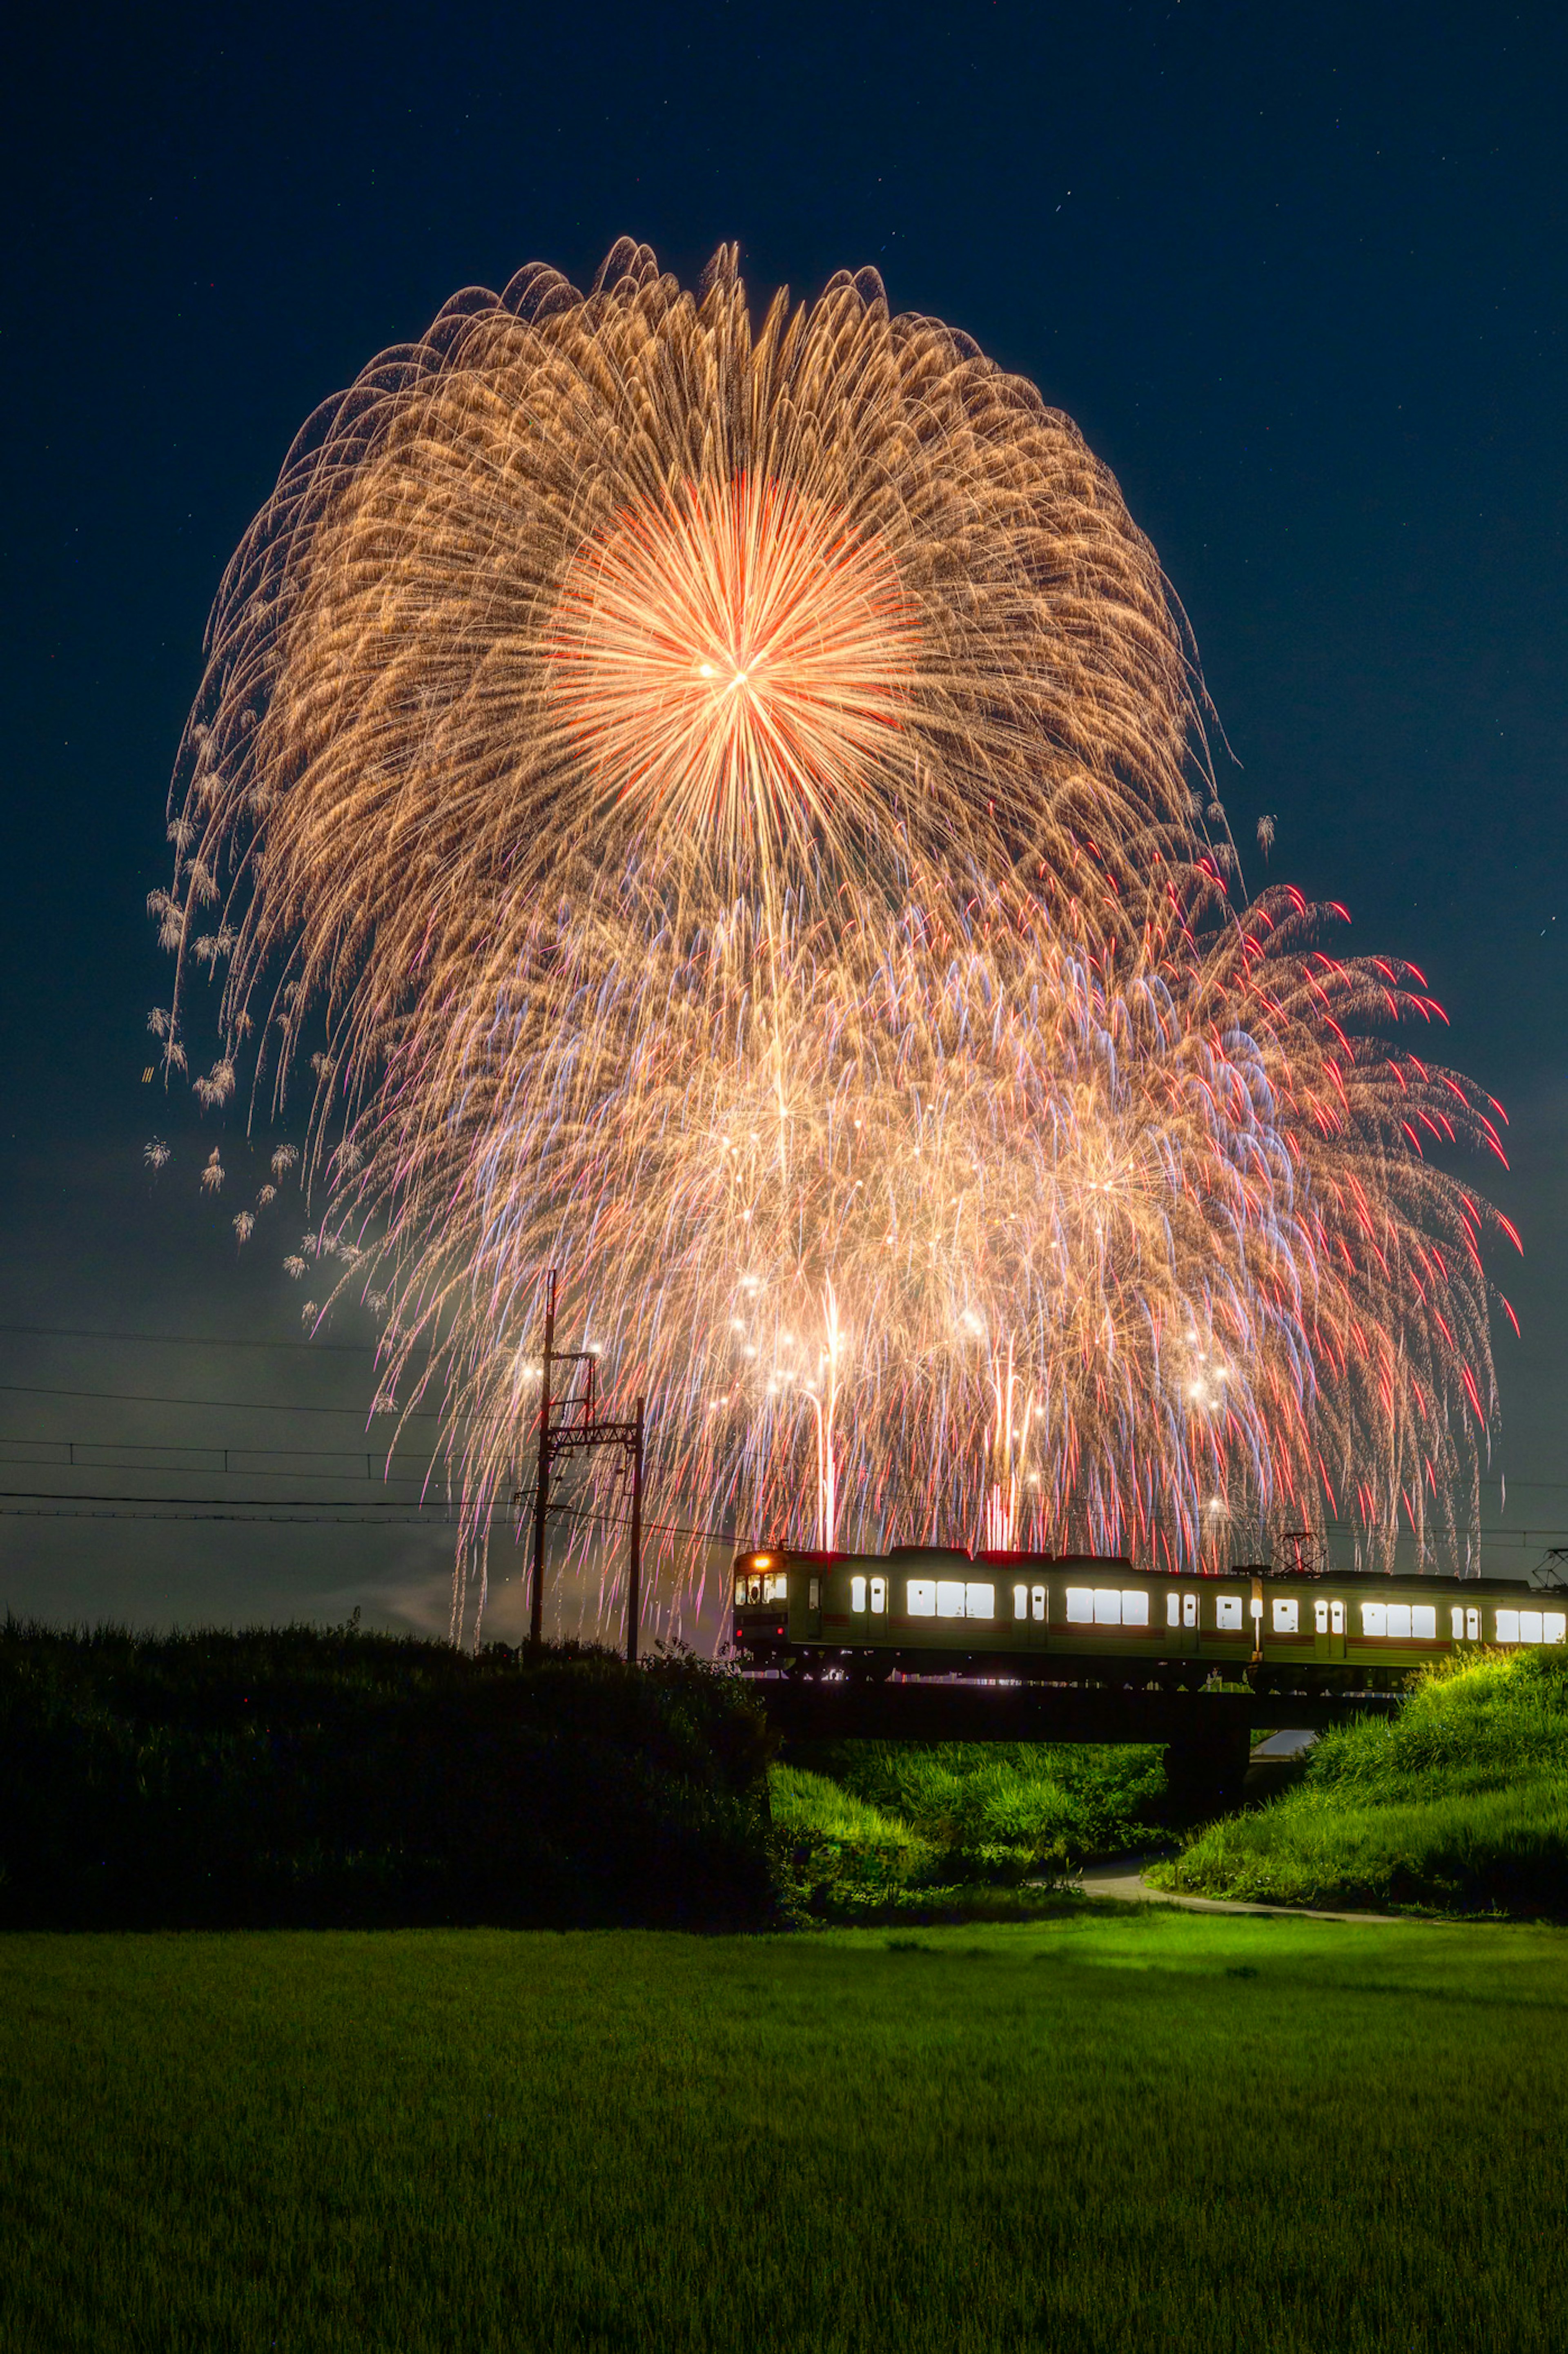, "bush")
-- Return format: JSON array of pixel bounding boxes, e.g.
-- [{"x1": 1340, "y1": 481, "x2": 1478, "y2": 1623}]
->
[
  {"x1": 0, "y1": 1623, "x2": 777, "y2": 1930},
  {"x1": 771, "y1": 1739, "x2": 1166, "y2": 1918},
  {"x1": 1152, "y1": 1646, "x2": 1568, "y2": 1916}
]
